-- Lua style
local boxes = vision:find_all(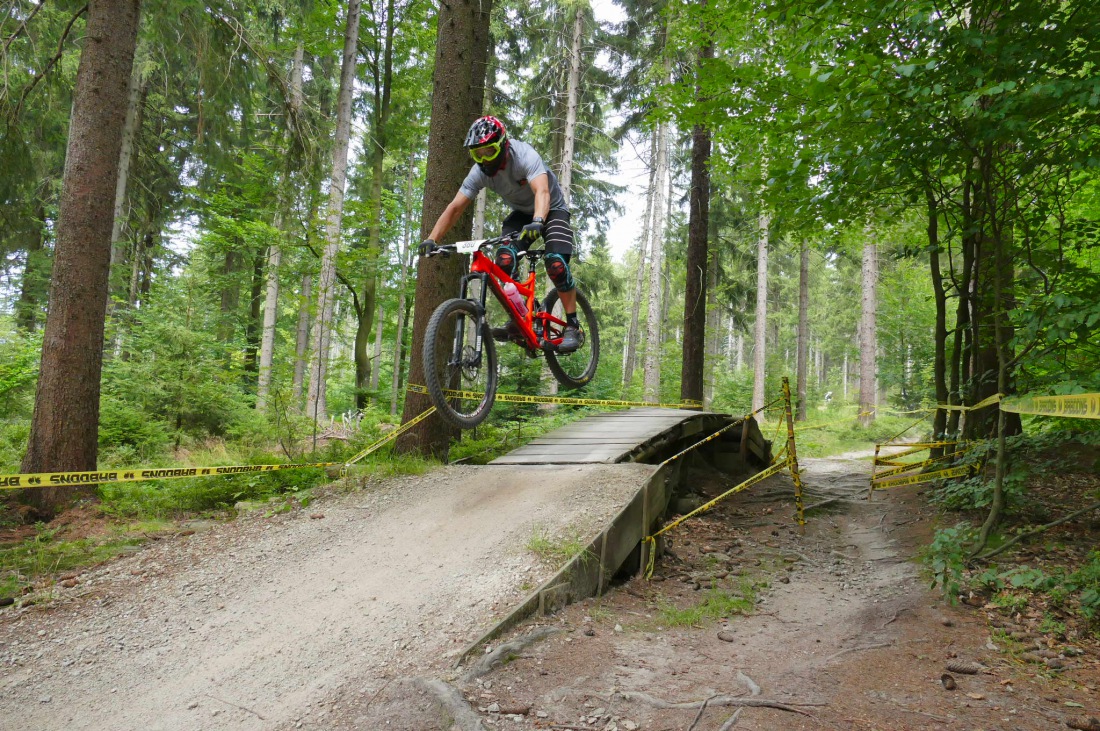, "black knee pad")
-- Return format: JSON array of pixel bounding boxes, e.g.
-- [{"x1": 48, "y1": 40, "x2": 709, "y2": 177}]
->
[
  {"x1": 495, "y1": 245, "x2": 517, "y2": 279},
  {"x1": 545, "y1": 253, "x2": 574, "y2": 293}
]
